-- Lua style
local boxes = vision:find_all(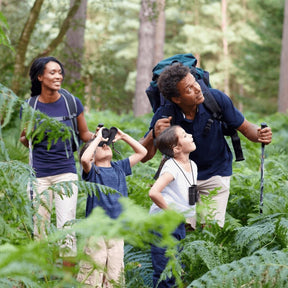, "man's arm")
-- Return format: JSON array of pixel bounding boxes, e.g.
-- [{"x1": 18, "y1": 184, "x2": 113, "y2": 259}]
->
[
  {"x1": 139, "y1": 116, "x2": 173, "y2": 163},
  {"x1": 237, "y1": 119, "x2": 272, "y2": 144},
  {"x1": 139, "y1": 129, "x2": 157, "y2": 163}
]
